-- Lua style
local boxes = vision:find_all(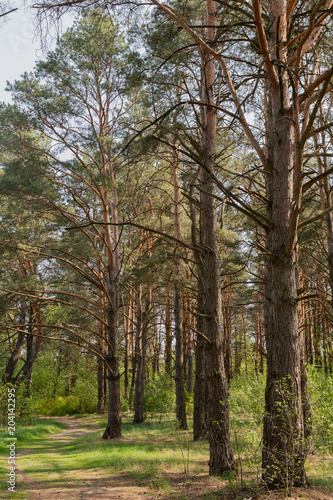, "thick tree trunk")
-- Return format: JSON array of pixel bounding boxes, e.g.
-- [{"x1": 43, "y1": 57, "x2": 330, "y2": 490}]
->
[
  {"x1": 262, "y1": 52, "x2": 307, "y2": 486},
  {"x1": 222, "y1": 276, "x2": 232, "y2": 382},
  {"x1": 97, "y1": 292, "x2": 107, "y2": 413},
  {"x1": 165, "y1": 288, "x2": 172, "y2": 373},
  {"x1": 99, "y1": 94, "x2": 122, "y2": 438},
  {"x1": 97, "y1": 356, "x2": 106, "y2": 414},
  {"x1": 3, "y1": 305, "x2": 26, "y2": 384},
  {"x1": 198, "y1": 0, "x2": 234, "y2": 473},
  {"x1": 186, "y1": 297, "x2": 194, "y2": 394},
  {"x1": 315, "y1": 130, "x2": 333, "y2": 314},
  {"x1": 133, "y1": 287, "x2": 150, "y2": 423},
  {"x1": 152, "y1": 312, "x2": 158, "y2": 377},
  {"x1": 174, "y1": 287, "x2": 187, "y2": 429},
  {"x1": 193, "y1": 3, "x2": 234, "y2": 466},
  {"x1": 263, "y1": 252, "x2": 306, "y2": 487},
  {"x1": 124, "y1": 293, "x2": 131, "y2": 398},
  {"x1": 22, "y1": 324, "x2": 34, "y2": 399},
  {"x1": 13, "y1": 302, "x2": 42, "y2": 403},
  {"x1": 103, "y1": 278, "x2": 122, "y2": 439},
  {"x1": 193, "y1": 266, "x2": 208, "y2": 440},
  {"x1": 133, "y1": 286, "x2": 143, "y2": 422},
  {"x1": 172, "y1": 146, "x2": 188, "y2": 430},
  {"x1": 201, "y1": 165, "x2": 234, "y2": 474}
]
